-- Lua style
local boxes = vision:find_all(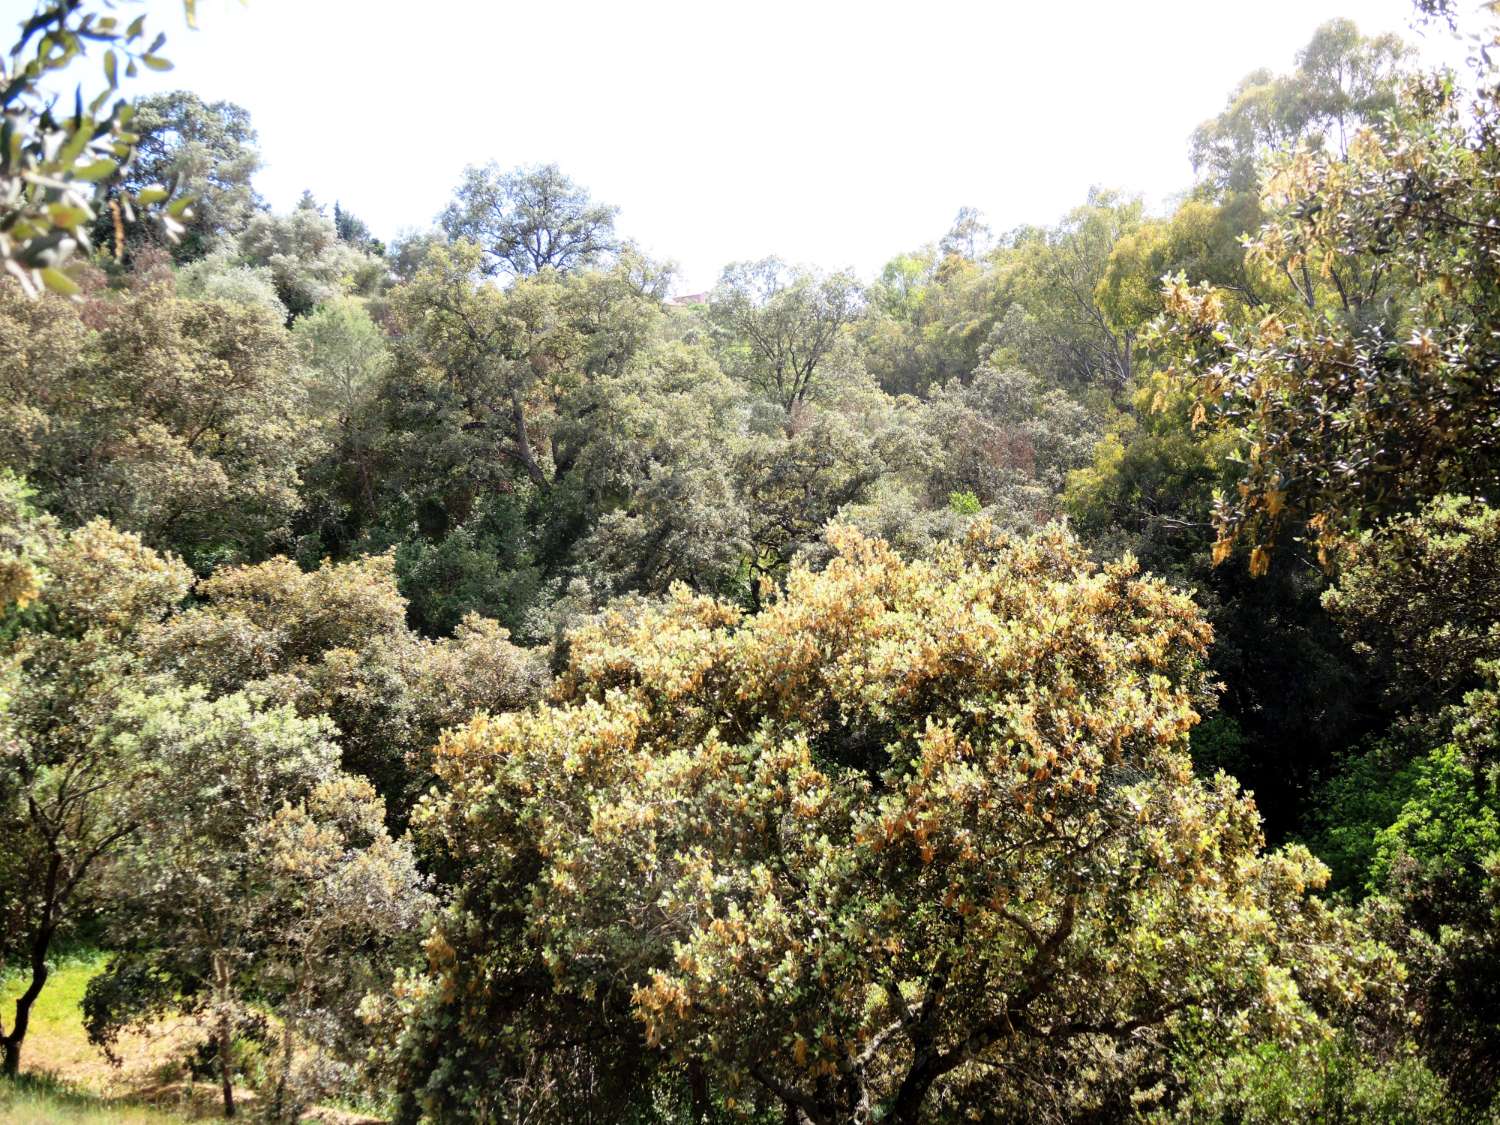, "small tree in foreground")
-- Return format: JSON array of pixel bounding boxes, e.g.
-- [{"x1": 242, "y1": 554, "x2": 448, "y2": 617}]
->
[
  {"x1": 0, "y1": 484, "x2": 192, "y2": 1078},
  {"x1": 395, "y1": 524, "x2": 1396, "y2": 1123},
  {"x1": 83, "y1": 686, "x2": 431, "y2": 1120}
]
